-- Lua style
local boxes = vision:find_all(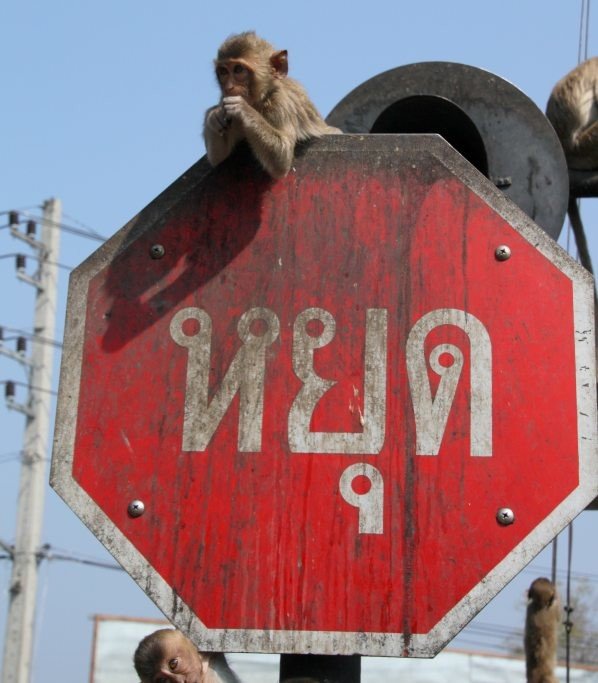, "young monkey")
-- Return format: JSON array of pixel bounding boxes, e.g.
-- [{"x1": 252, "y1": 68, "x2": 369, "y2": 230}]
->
[
  {"x1": 546, "y1": 57, "x2": 598, "y2": 170},
  {"x1": 203, "y1": 31, "x2": 341, "y2": 179},
  {"x1": 524, "y1": 578, "x2": 560, "y2": 683},
  {"x1": 133, "y1": 628, "x2": 241, "y2": 683}
]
